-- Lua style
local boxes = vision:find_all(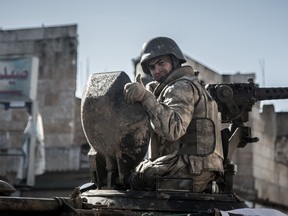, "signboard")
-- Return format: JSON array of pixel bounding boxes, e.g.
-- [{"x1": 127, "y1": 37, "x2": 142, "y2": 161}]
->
[{"x1": 0, "y1": 56, "x2": 39, "y2": 102}]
